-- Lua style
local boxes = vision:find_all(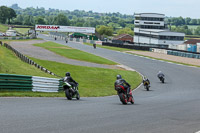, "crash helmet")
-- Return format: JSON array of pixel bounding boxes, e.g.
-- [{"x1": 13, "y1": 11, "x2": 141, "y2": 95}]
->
[
  {"x1": 116, "y1": 74, "x2": 122, "y2": 80},
  {"x1": 66, "y1": 72, "x2": 70, "y2": 76}
]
